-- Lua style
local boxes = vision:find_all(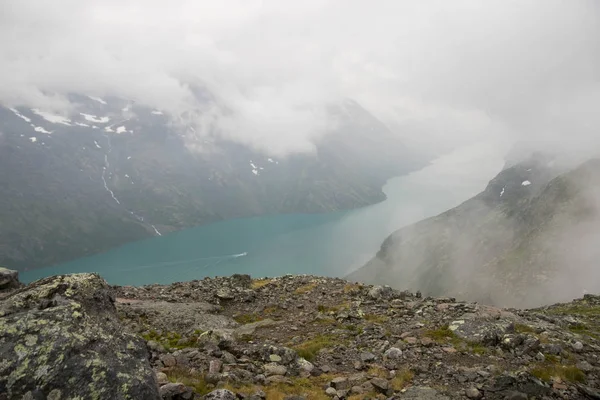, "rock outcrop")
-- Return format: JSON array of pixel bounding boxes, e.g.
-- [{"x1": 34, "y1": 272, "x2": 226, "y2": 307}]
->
[
  {"x1": 0, "y1": 267, "x2": 21, "y2": 292},
  {"x1": 0, "y1": 273, "x2": 159, "y2": 399}
]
